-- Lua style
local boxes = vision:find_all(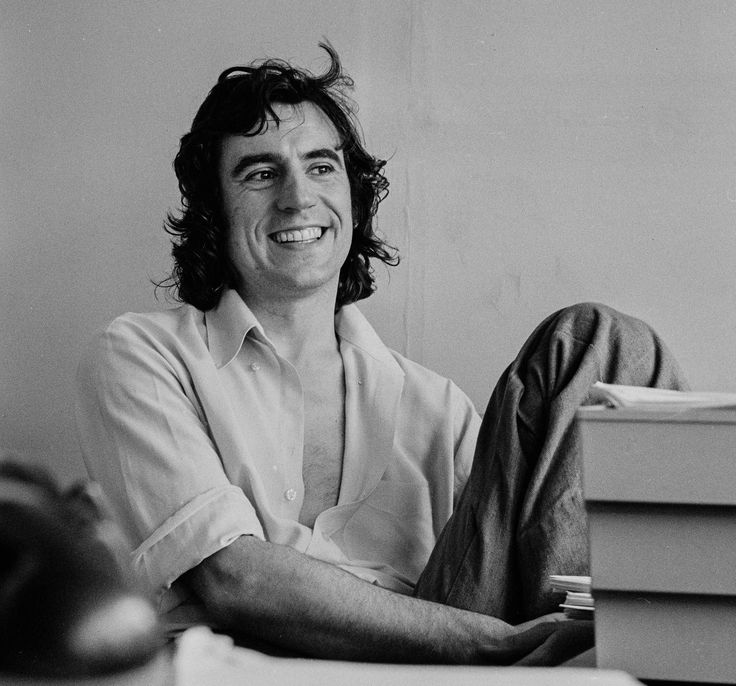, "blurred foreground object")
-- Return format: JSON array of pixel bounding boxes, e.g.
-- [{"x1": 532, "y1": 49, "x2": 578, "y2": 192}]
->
[{"x1": 0, "y1": 459, "x2": 169, "y2": 680}]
